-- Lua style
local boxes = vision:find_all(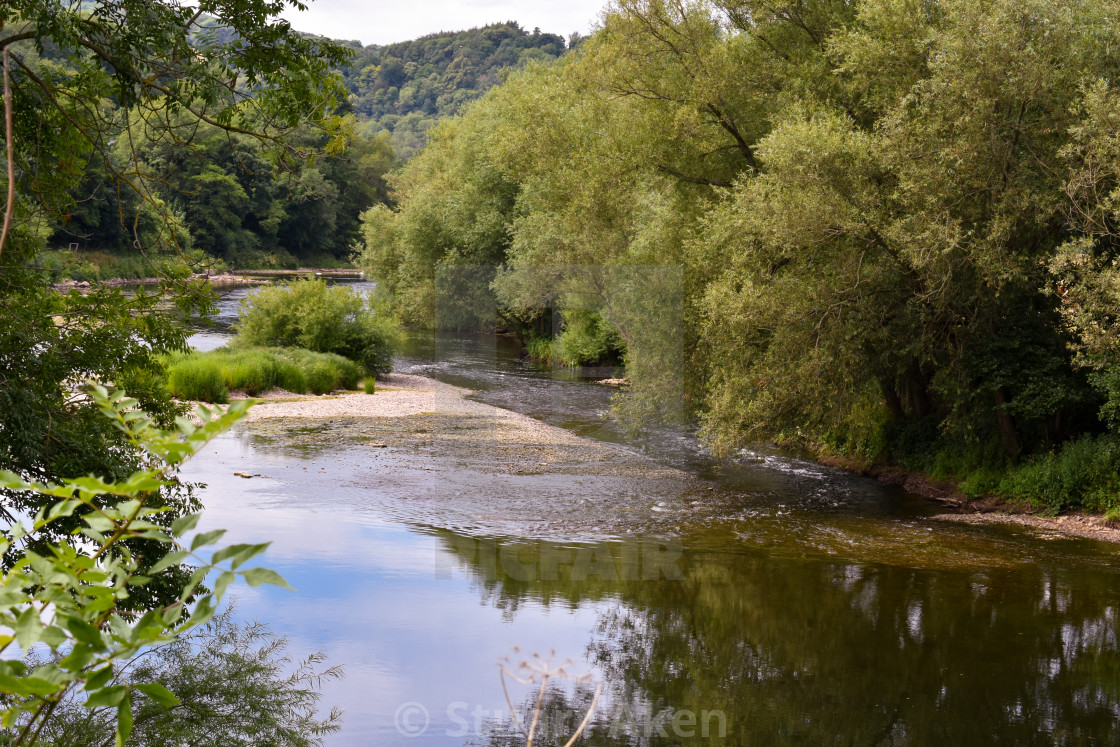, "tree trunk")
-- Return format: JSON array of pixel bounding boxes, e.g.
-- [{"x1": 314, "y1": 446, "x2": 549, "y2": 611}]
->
[
  {"x1": 880, "y1": 380, "x2": 905, "y2": 420},
  {"x1": 994, "y1": 388, "x2": 1021, "y2": 456}
]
